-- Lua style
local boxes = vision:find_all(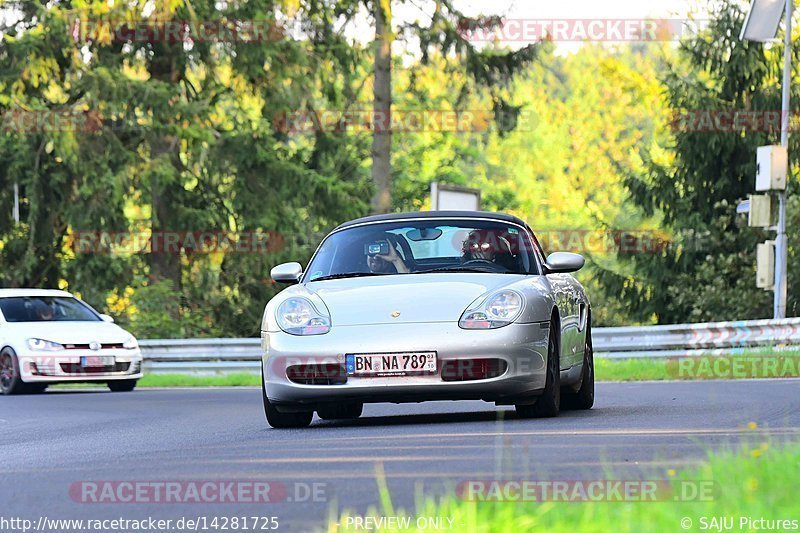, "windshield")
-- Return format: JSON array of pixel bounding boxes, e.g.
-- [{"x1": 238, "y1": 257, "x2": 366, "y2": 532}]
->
[
  {"x1": 304, "y1": 219, "x2": 540, "y2": 282},
  {"x1": 0, "y1": 297, "x2": 102, "y2": 323}
]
